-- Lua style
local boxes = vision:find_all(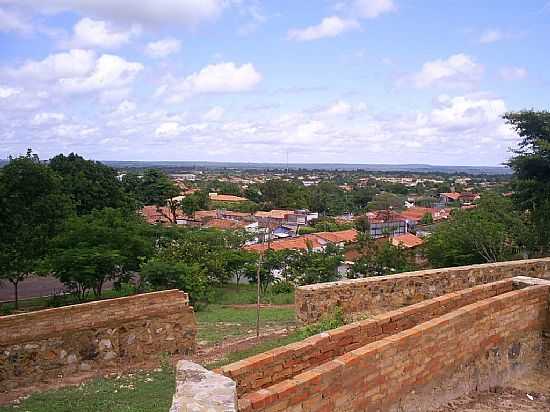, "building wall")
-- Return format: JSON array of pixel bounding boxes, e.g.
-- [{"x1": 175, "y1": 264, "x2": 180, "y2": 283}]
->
[
  {"x1": 238, "y1": 284, "x2": 550, "y2": 412},
  {"x1": 0, "y1": 290, "x2": 196, "y2": 392},
  {"x1": 219, "y1": 280, "x2": 514, "y2": 397},
  {"x1": 295, "y1": 257, "x2": 550, "y2": 324}
]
